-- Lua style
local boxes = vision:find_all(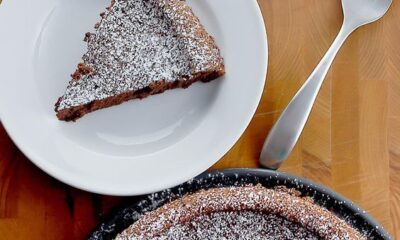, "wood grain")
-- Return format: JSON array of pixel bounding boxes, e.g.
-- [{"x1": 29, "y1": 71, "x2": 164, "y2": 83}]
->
[{"x1": 0, "y1": 0, "x2": 399, "y2": 238}]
